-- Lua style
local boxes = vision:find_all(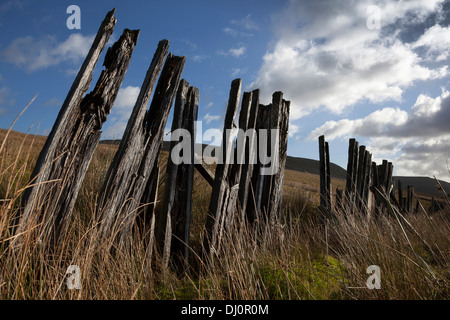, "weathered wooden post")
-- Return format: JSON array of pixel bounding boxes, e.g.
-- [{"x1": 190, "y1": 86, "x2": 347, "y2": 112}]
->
[
  {"x1": 238, "y1": 90, "x2": 259, "y2": 220},
  {"x1": 246, "y1": 103, "x2": 270, "y2": 224},
  {"x1": 203, "y1": 78, "x2": 241, "y2": 256},
  {"x1": 345, "y1": 138, "x2": 359, "y2": 211},
  {"x1": 362, "y1": 150, "x2": 372, "y2": 211},
  {"x1": 397, "y1": 180, "x2": 404, "y2": 211},
  {"x1": 356, "y1": 145, "x2": 366, "y2": 209},
  {"x1": 407, "y1": 185, "x2": 414, "y2": 213},
  {"x1": 319, "y1": 135, "x2": 331, "y2": 211},
  {"x1": 261, "y1": 93, "x2": 290, "y2": 223},
  {"x1": 158, "y1": 79, "x2": 199, "y2": 270},
  {"x1": 98, "y1": 40, "x2": 186, "y2": 245},
  {"x1": 225, "y1": 91, "x2": 253, "y2": 227},
  {"x1": 13, "y1": 10, "x2": 139, "y2": 246}
]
